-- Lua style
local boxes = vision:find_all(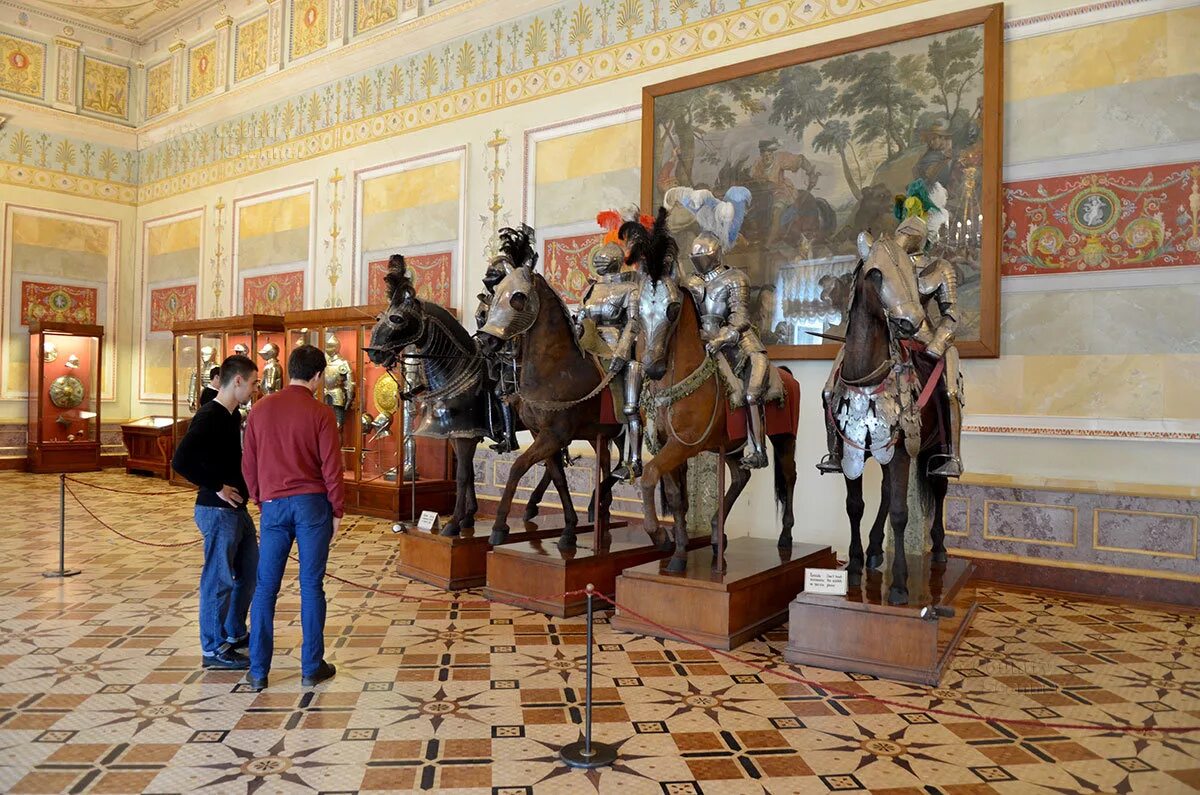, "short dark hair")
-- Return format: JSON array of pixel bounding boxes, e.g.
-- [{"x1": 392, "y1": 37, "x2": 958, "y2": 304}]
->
[
  {"x1": 208, "y1": 366, "x2": 221, "y2": 381},
  {"x1": 288, "y1": 344, "x2": 327, "y2": 381},
  {"x1": 219, "y1": 354, "x2": 257, "y2": 387}
]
